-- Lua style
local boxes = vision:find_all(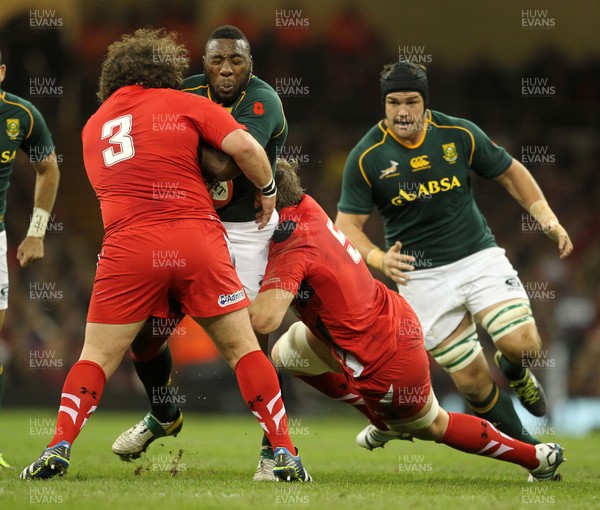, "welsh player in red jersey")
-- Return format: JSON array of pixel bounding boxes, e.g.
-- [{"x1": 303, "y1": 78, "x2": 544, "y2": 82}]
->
[
  {"x1": 249, "y1": 159, "x2": 564, "y2": 482},
  {"x1": 111, "y1": 27, "x2": 291, "y2": 482},
  {"x1": 20, "y1": 29, "x2": 310, "y2": 483}
]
